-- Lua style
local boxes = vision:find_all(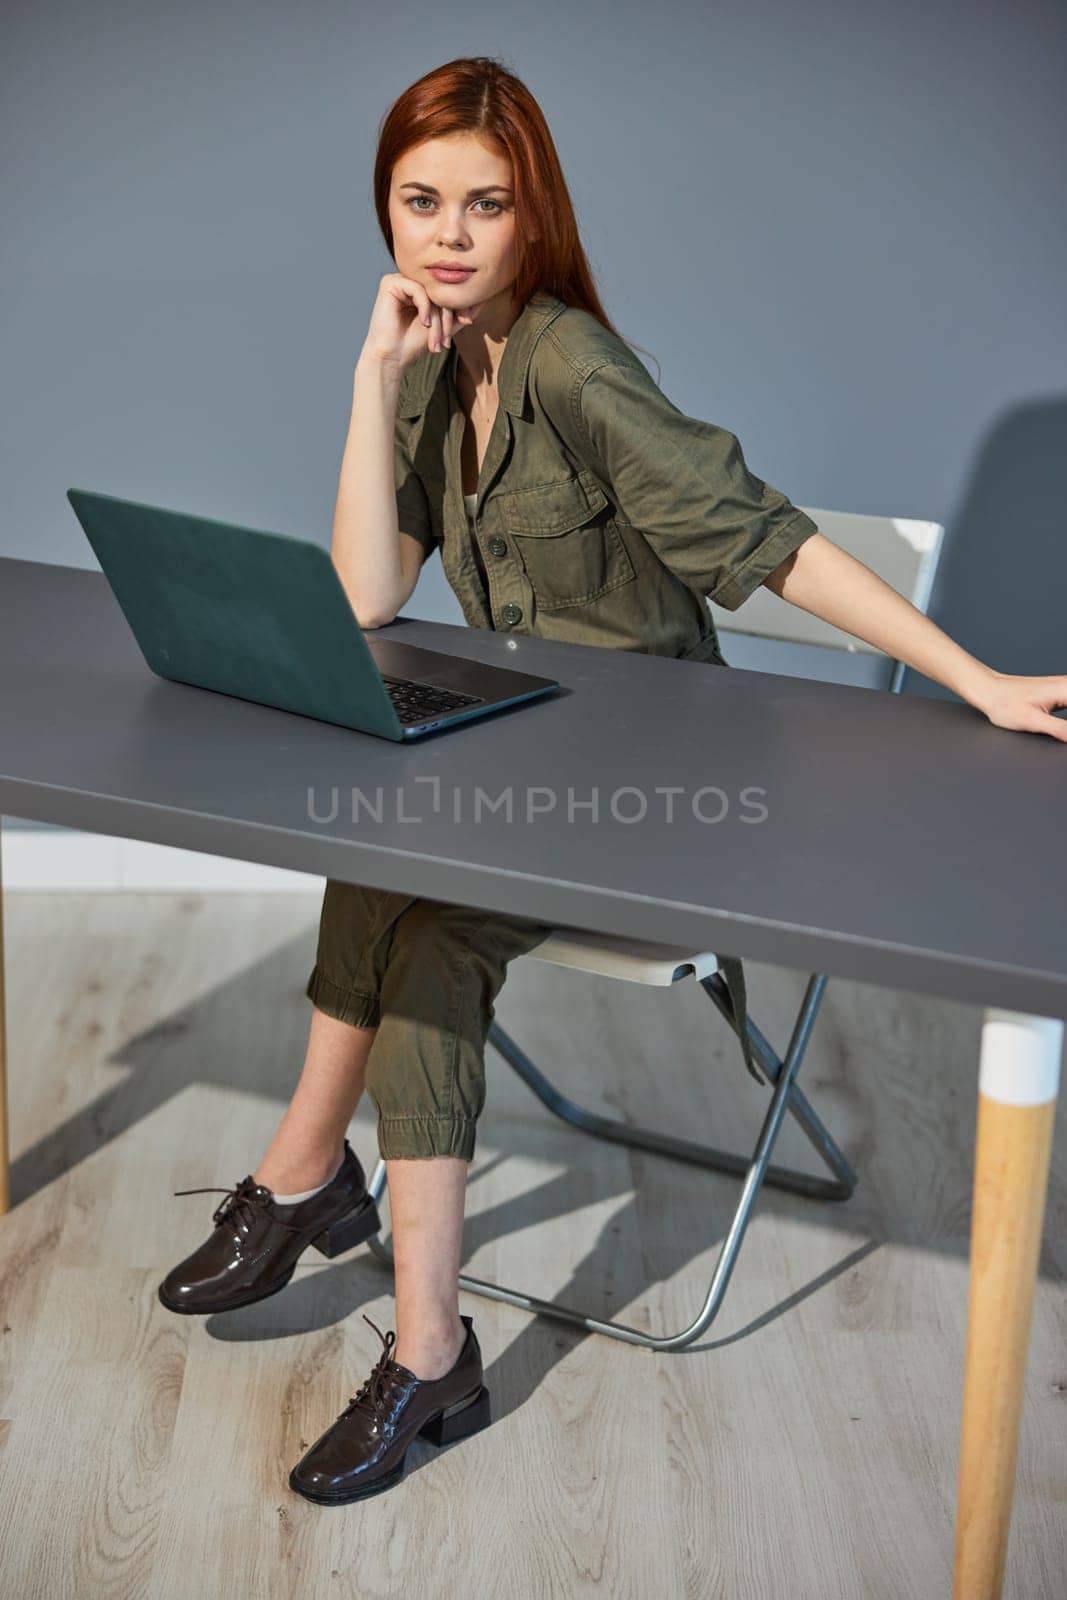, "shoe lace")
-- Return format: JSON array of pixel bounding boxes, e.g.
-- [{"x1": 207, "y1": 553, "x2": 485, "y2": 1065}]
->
[
  {"x1": 344, "y1": 1314, "x2": 407, "y2": 1421},
  {"x1": 172, "y1": 1173, "x2": 304, "y2": 1235}
]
